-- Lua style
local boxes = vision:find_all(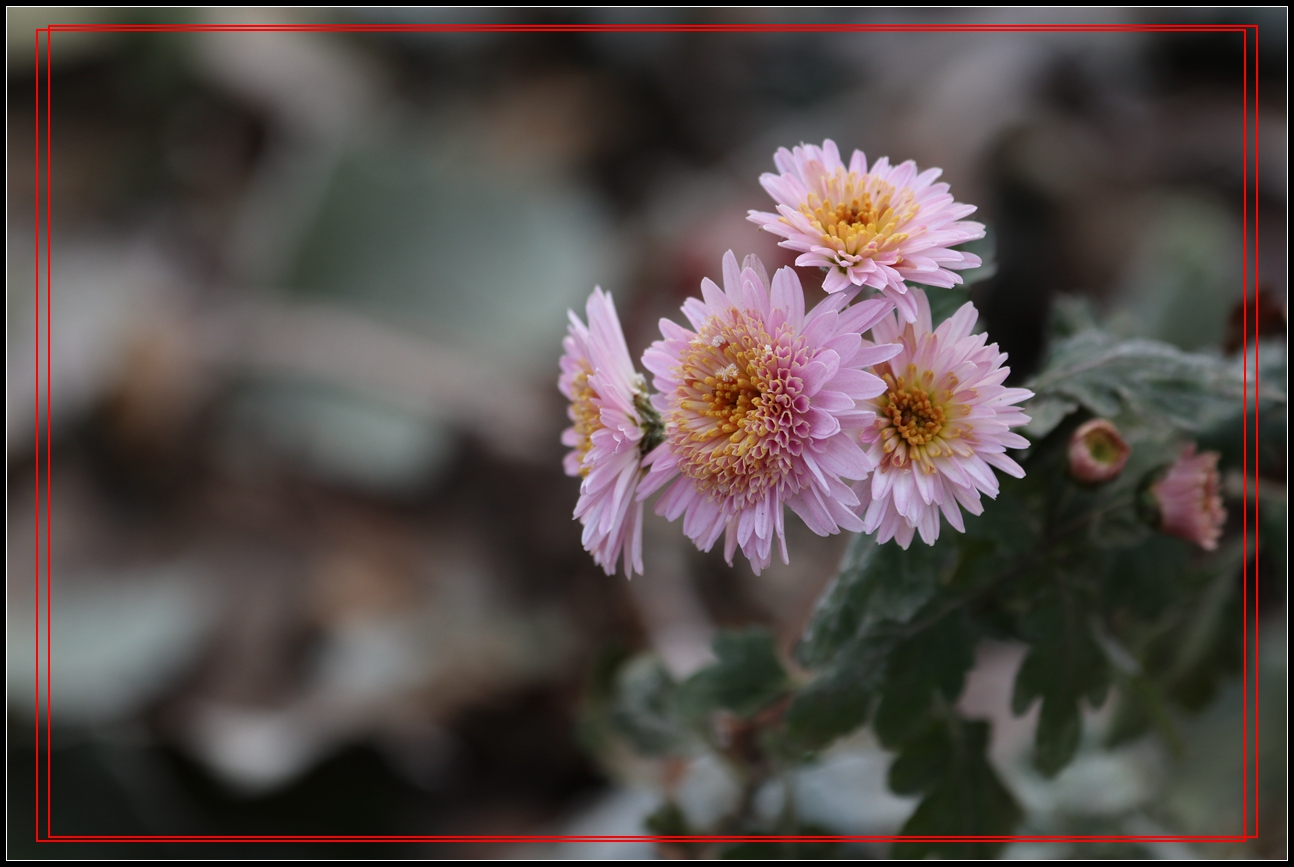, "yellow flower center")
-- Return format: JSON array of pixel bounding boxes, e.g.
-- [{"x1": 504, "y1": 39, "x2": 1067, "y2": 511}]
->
[
  {"x1": 795, "y1": 171, "x2": 920, "y2": 258},
  {"x1": 668, "y1": 310, "x2": 808, "y2": 504},
  {"x1": 875, "y1": 363, "x2": 970, "y2": 474},
  {"x1": 1081, "y1": 427, "x2": 1123, "y2": 465},
  {"x1": 886, "y1": 382, "x2": 946, "y2": 446},
  {"x1": 702, "y1": 362, "x2": 760, "y2": 434},
  {"x1": 568, "y1": 364, "x2": 601, "y2": 477}
]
